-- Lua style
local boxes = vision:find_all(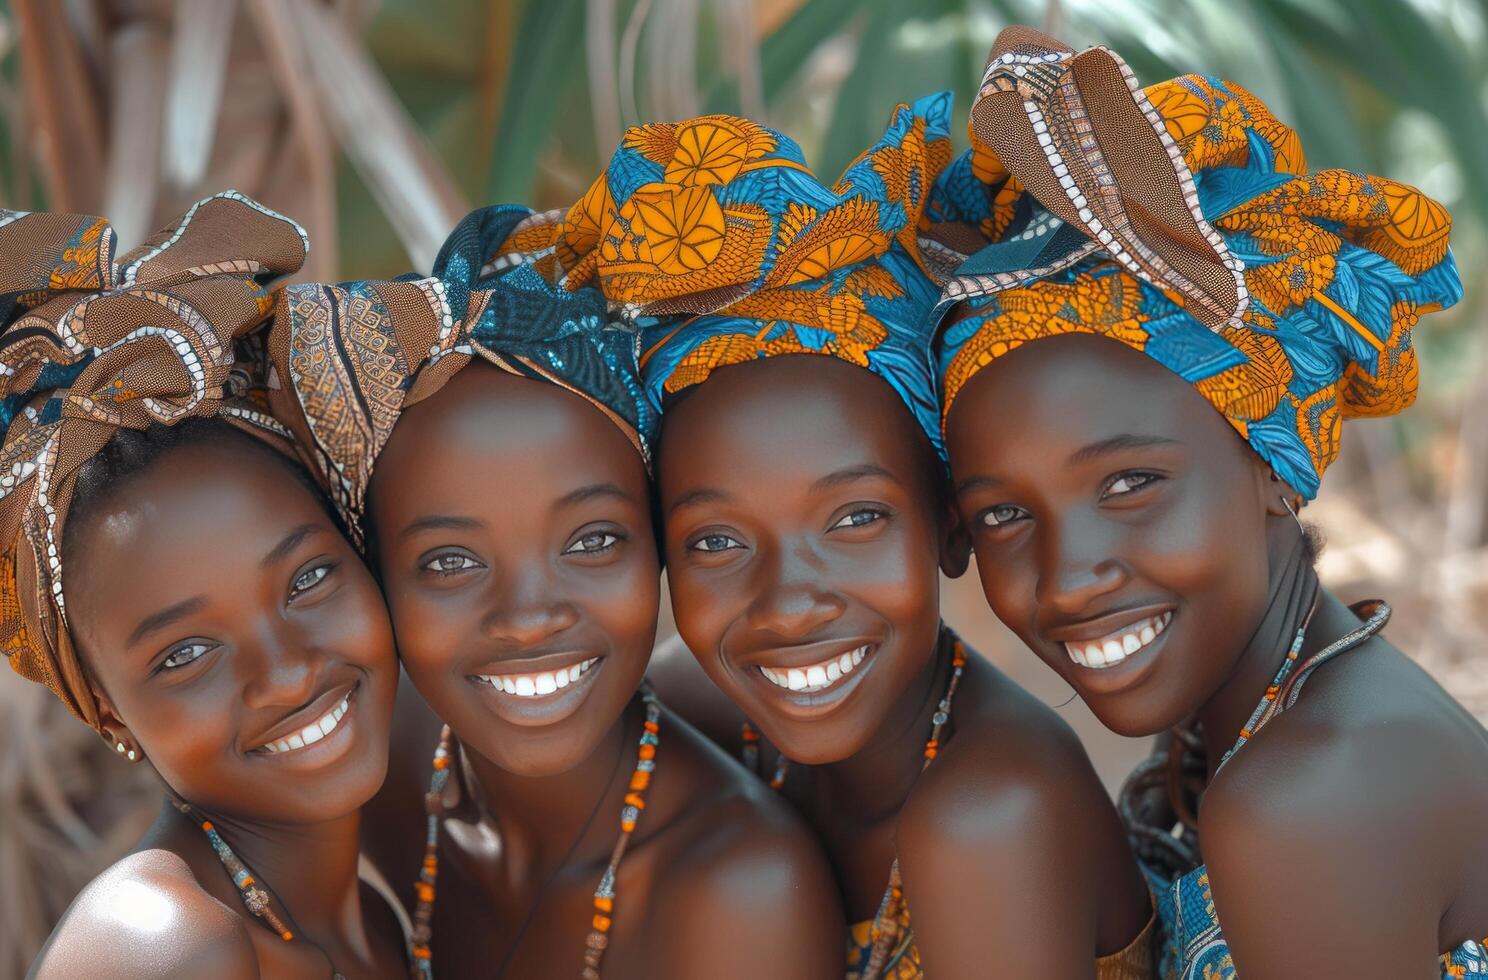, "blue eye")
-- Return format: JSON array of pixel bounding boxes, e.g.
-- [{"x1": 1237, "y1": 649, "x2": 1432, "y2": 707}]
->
[
  {"x1": 290, "y1": 563, "x2": 333, "y2": 597},
  {"x1": 564, "y1": 531, "x2": 620, "y2": 555},
  {"x1": 690, "y1": 533, "x2": 743, "y2": 553},
  {"x1": 980, "y1": 504, "x2": 1029, "y2": 528},
  {"x1": 423, "y1": 553, "x2": 482, "y2": 575},
  {"x1": 830, "y1": 508, "x2": 886, "y2": 530},
  {"x1": 161, "y1": 642, "x2": 214, "y2": 670},
  {"x1": 1102, "y1": 472, "x2": 1162, "y2": 498}
]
